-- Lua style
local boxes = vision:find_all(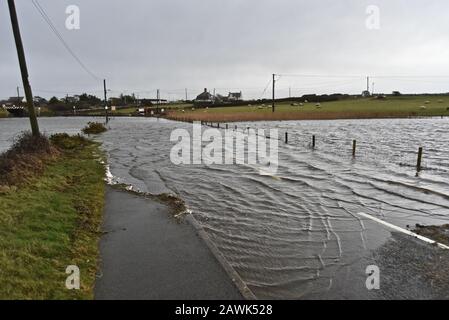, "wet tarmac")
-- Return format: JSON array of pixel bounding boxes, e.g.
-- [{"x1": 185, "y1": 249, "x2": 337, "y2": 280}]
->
[{"x1": 94, "y1": 187, "x2": 242, "y2": 300}]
